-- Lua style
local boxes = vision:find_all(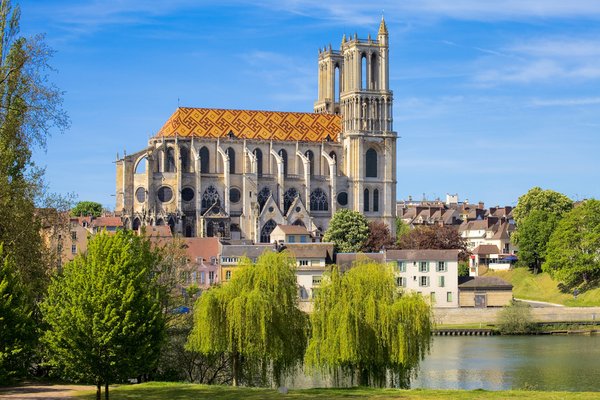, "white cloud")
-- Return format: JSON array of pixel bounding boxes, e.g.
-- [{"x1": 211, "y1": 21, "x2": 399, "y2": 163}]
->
[{"x1": 530, "y1": 97, "x2": 600, "y2": 107}]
